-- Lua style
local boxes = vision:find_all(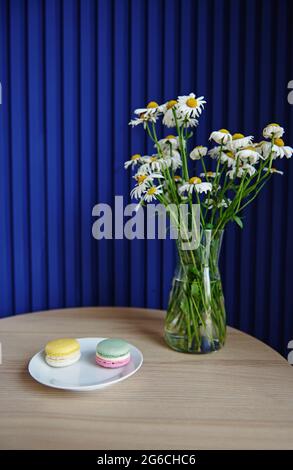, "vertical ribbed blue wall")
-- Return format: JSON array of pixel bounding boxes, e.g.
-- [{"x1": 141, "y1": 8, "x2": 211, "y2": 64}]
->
[{"x1": 0, "y1": 0, "x2": 293, "y2": 356}]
